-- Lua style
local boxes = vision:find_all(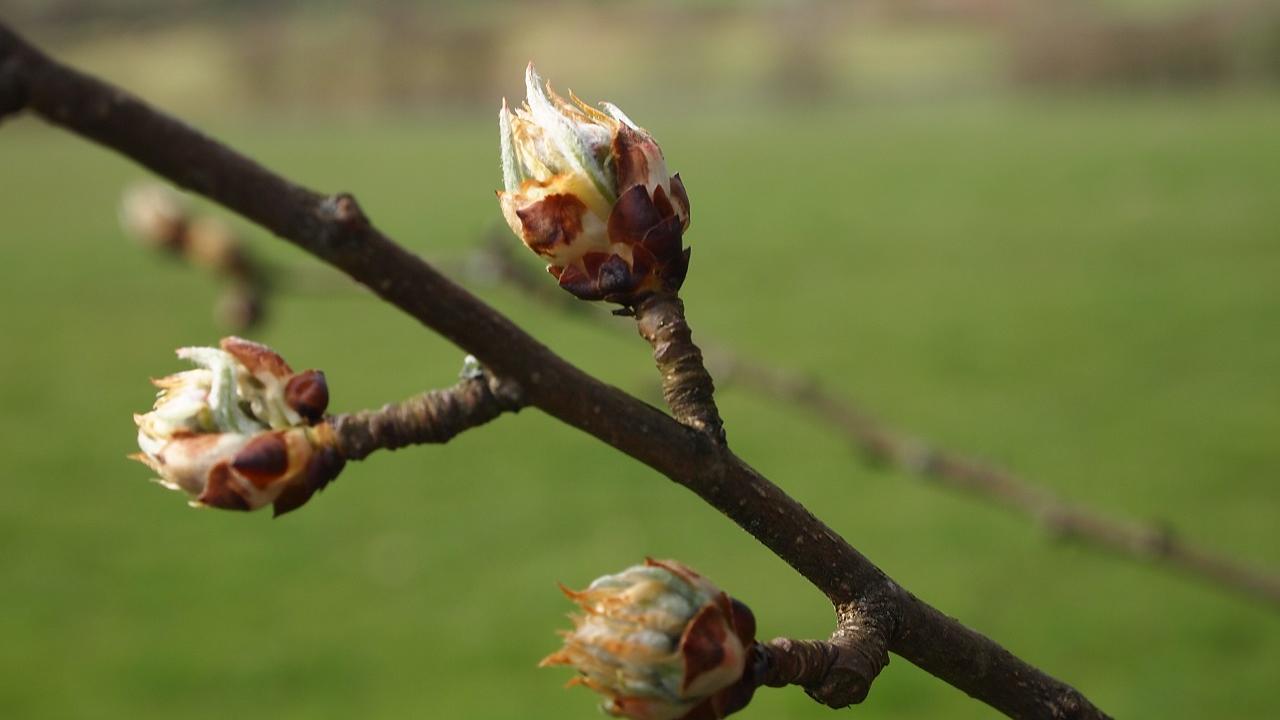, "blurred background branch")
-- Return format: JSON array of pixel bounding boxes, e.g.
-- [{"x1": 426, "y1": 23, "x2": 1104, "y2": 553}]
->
[
  {"x1": 118, "y1": 183, "x2": 363, "y2": 331},
  {"x1": 463, "y1": 231, "x2": 1280, "y2": 611},
  {"x1": 118, "y1": 183, "x2": 268, "y2": 330}
]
